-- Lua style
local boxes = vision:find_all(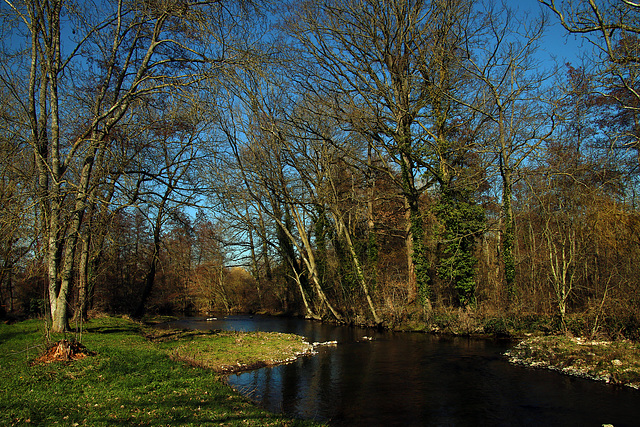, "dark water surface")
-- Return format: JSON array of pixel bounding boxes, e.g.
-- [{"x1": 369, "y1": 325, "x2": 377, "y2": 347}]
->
[{"x1": 163, "y1": 316, "x2": 640, "y2": 426}]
